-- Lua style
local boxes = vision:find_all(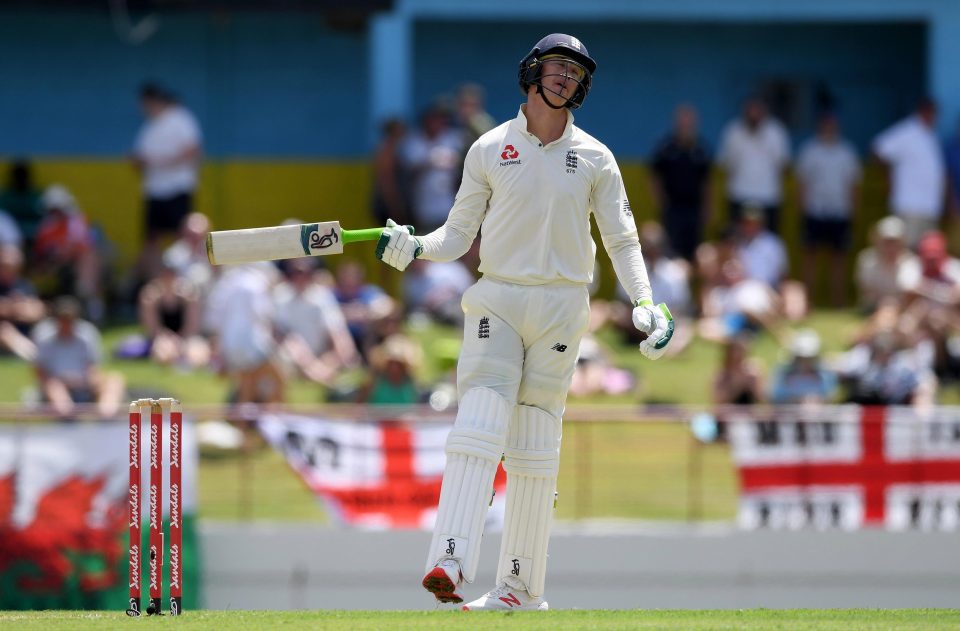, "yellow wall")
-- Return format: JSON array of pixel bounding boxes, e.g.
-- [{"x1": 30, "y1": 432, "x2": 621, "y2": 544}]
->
[
  {"x1": 15, "y1": 159, "x2": 375, "y2": 269},
  {"x1": 10, "y1": 158, "x2": 897, "y2": 304}
]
